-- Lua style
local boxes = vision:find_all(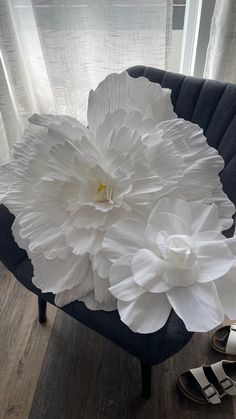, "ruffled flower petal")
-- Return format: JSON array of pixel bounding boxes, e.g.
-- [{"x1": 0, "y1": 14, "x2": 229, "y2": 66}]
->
[
  {"x1": 32, "y1": 252, "x2": 91, "y2": 294},
  {"x1": 149, "y1": 198, "x2": 192, "y2": 226},
  {"x1": 143, "y1": 130, "x2": 184, "y2": 184},
  {"x1": 87, "y1": 71, "x2": 176, "y2": 133},
  {"x1": 226, "y1": 237, "x2": 236, "y2": 256},
  {"x1": 193, "y1": 231, "x2": 234, "y2": 282},
  {"x1": 92, "y1": 272, "x2": 117, "y2": 310},
  {"x1": 145, "y1": 118, "x2": 233, "y2": 228},
  {"x1": 91, "y1": 251, "x2": 111, "y2": 279},
  {"x1": 205, "y1": 183, "x2": 235, "y2": 231},
  {"x1": 146, "y1": 204, "x2": 189, "y2": 246},
  {"x1": 65, "y1": 227, "x2": 104, "y2": 256},
  {"x1": 78, "y1": 290, "x2": 117, "y2": 311},
  {"x1": 103, "y1": 218, "x2": 147, "y2": 262},
  {"x1": 109, "y1": 255, "x2": 145, "y2": 301},
  {"x1": 163, "y1": 261, "x2": 200, "y2": 288},
  {"x1": 118, "y1": 293, "x2": 172, "y2": 333},
  {"x1": 18, "y1": 201, "x2": 69, "y2": 260},
  {"x1": 214, "y1": 268, "x2": 236, "y2": 319},
  {"x1": 69, "y1": 206, "x2": 109, "y2": 230},
  {"x1": 56, "y1": 271, "x2": 116, "y2": 311},
  {"x1": 48, "y1": 140, "x2": 90, "y2": 182},
  {"x1": 190, "y1": 202, "x2": 222, "y2": 234},
  {"x1": 167, "y1": 282, "x2": 224, "y2": 332},
  {"x1": 126, "y1": 175, "x2": 164, "y2": 205},
  {"x1": 131, "y1": 249, "x2": 169, "y2": 292},
  {"x1": 94, "y1": 109, "x2": 156, "y2": 158},
  {"x1": 55, "y1": 274, "x2": 94, "y2": 307},
  {"x1": 29, "y1": 113, "x2": 89, "y2": 136}
]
